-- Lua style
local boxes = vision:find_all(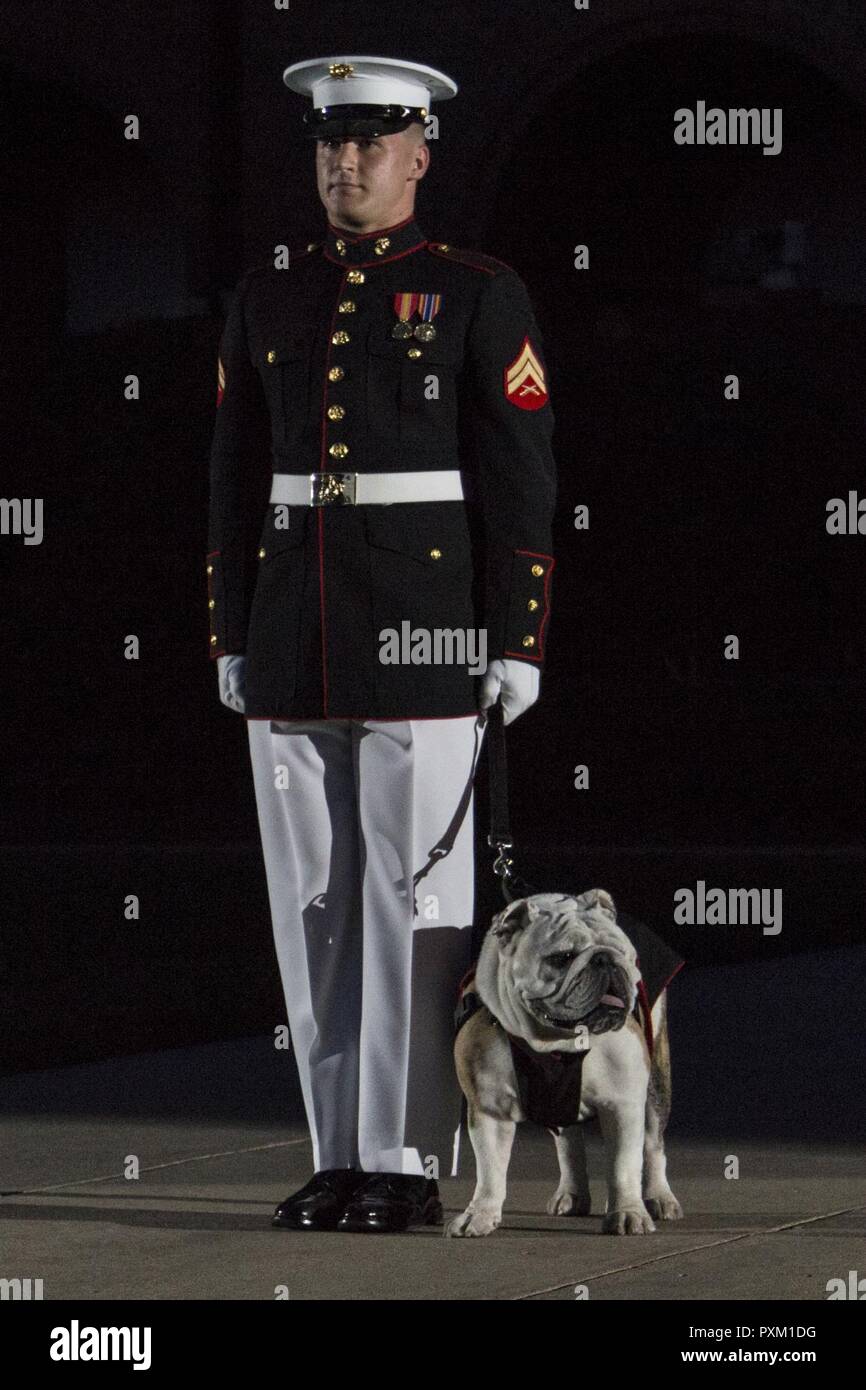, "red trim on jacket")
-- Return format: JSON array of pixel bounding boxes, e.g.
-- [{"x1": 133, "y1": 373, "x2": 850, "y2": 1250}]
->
[
  {"x1": 427, "y1": 245, "x2": 512, "y2": 276},
  {"x1": 504, "y1": 550, "x2": 555, "y2": 662},
  {"x1": 317, "y1": 269, "x2": 350, "y2": 716},
  {"x1": 324, "y1": 240, "x2": 428, "y2": 269},
  {"x1": 326, "y1": 212, "x2": 416, "y2": 241}
]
